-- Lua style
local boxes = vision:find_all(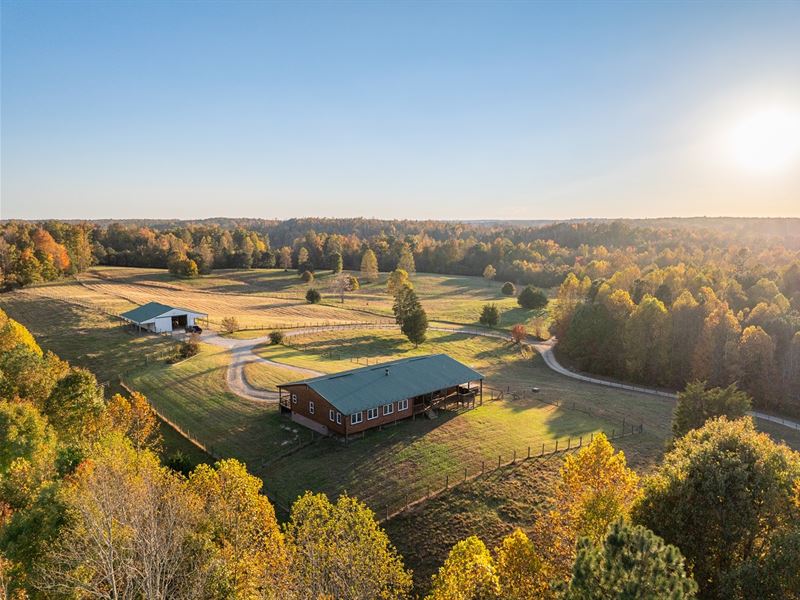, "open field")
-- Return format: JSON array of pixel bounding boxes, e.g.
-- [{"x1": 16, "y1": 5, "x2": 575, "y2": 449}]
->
[
  {"x1": 242, "y1": 361, "x2": 306, "y2": 392},
  {"x1": 127, "y1": 343, "x2": 305, "y2": 471},
  {"x1": 83, "y1": 266, "x2": 550, "y2": 329}
]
